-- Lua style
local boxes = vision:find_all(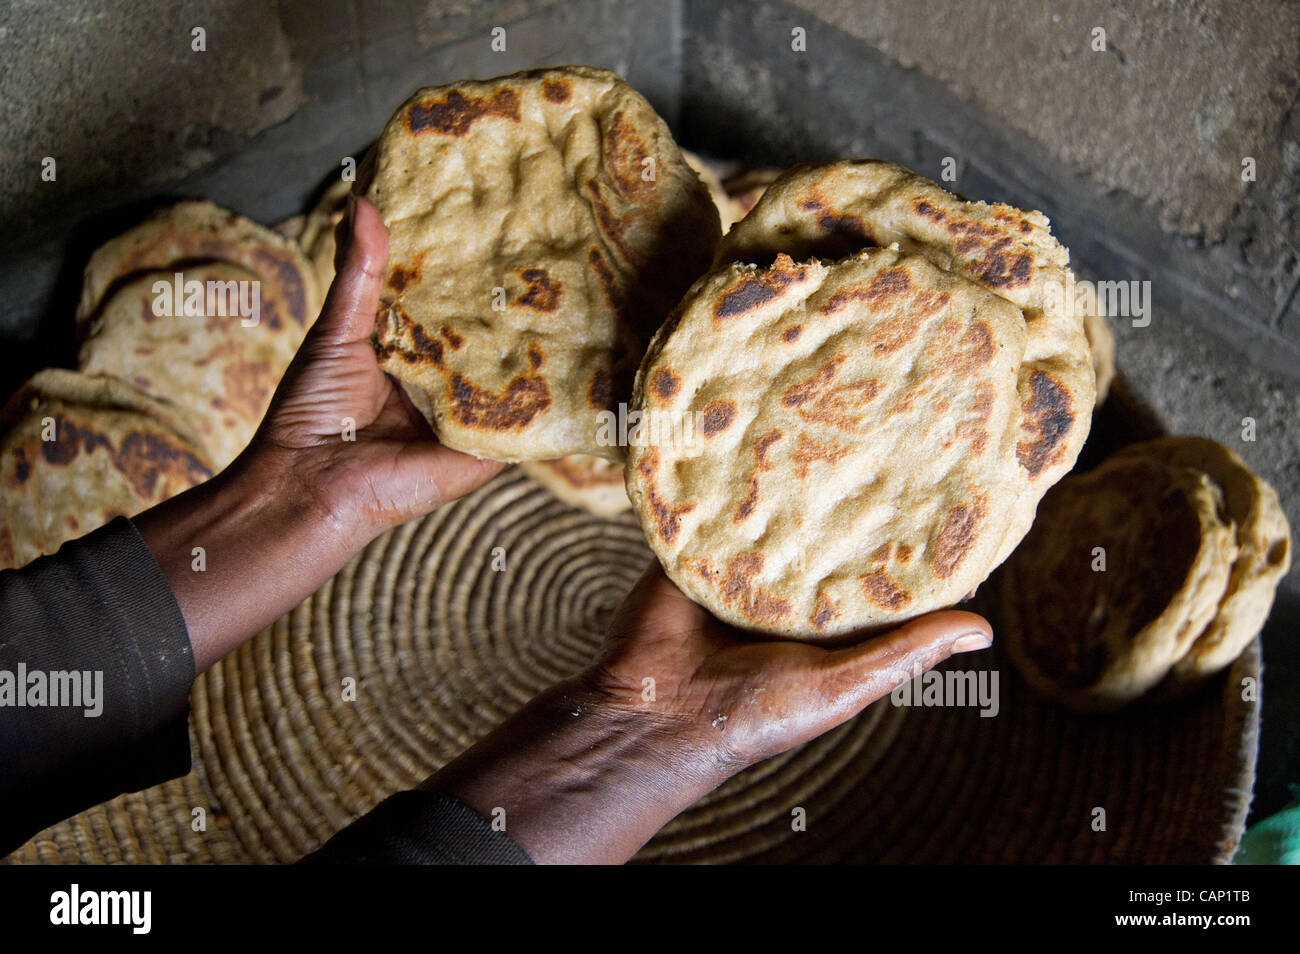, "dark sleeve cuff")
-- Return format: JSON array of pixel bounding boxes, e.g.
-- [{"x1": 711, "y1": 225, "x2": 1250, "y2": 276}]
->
[
  {"x1": 301, "y1": 790, "x2": 536, "y2": 865},
  {"x1": 0, "y1": 516, "x2": 196, "y2": 855}
]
